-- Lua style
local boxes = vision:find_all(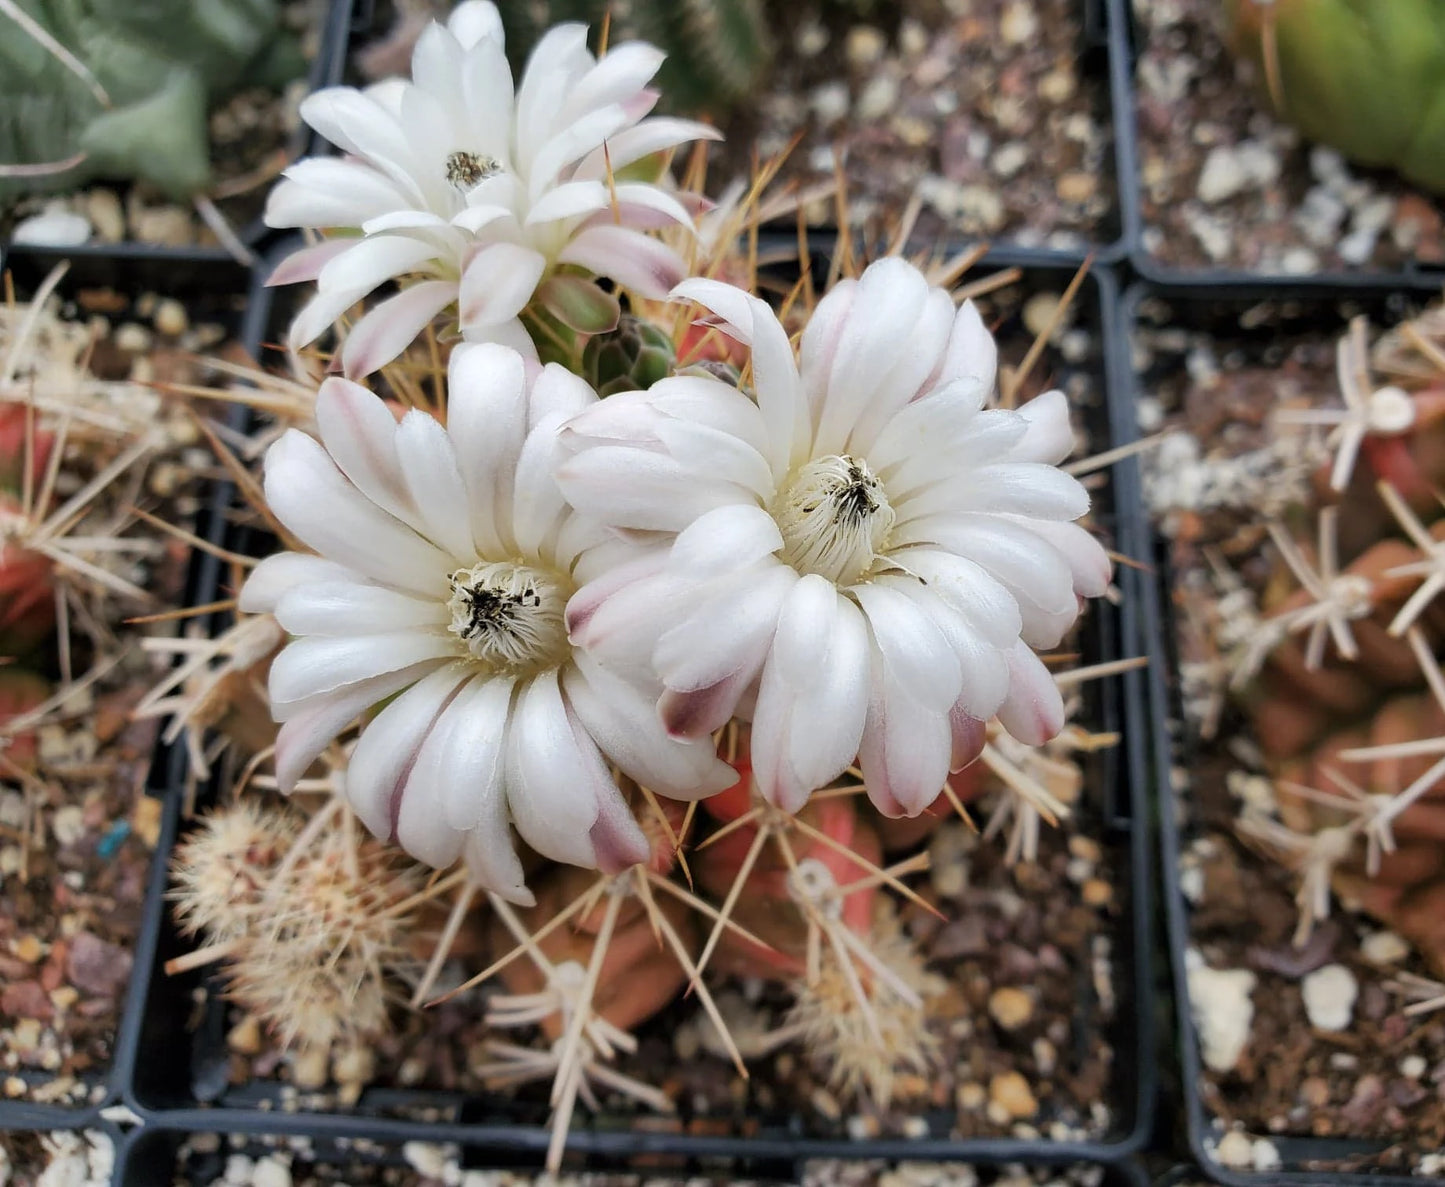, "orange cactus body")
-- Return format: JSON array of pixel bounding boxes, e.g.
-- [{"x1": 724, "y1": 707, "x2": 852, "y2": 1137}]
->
[{"x1": 0, "y1": 667, "x2": 51, "y2": 771}]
